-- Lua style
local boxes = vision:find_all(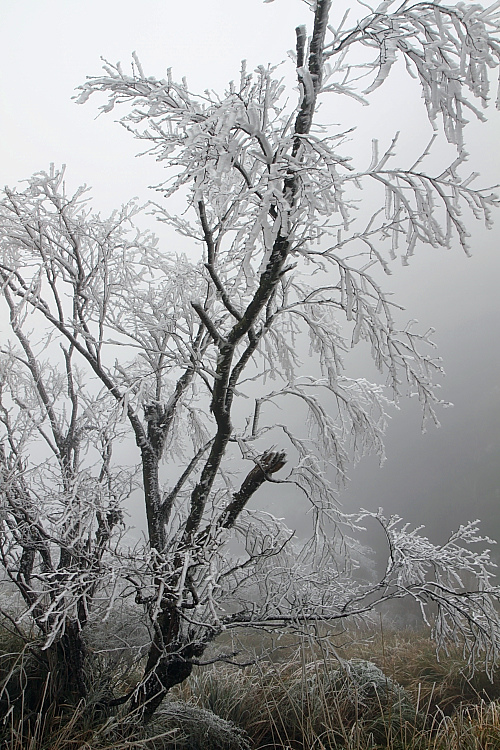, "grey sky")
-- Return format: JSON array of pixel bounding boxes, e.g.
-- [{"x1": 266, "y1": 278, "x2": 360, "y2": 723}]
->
[{"x1": 1, "y1": 0, "x2": 499, "y2": 558}]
